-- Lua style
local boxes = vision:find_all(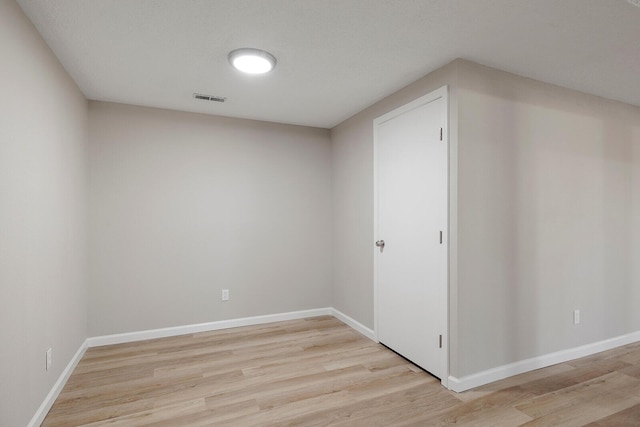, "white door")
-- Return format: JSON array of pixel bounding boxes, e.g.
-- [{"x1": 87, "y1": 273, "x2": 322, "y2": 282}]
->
[{"x1": 374, "y1": 87, "x2": 448, "y2": 381}]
